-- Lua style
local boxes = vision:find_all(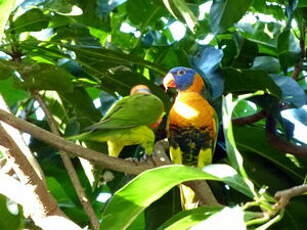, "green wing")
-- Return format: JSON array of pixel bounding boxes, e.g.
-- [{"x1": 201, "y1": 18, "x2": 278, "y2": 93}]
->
[{"x1": 87, "y1": 94, "x2": 164, "y2": 130}]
